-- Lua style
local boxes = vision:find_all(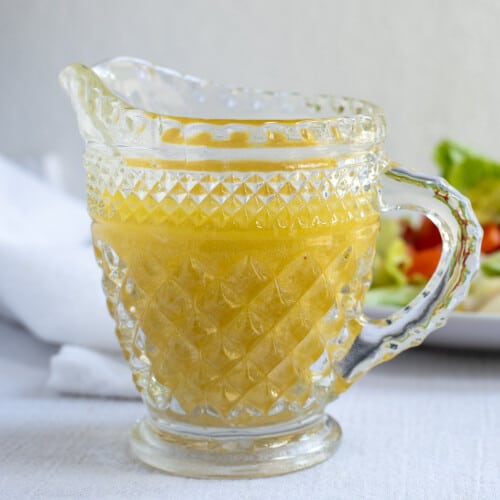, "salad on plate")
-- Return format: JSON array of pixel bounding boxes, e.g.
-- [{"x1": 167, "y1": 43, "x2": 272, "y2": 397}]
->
[{"x1": 367, "y1": 140, "x2": 500, "y2": 314}]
